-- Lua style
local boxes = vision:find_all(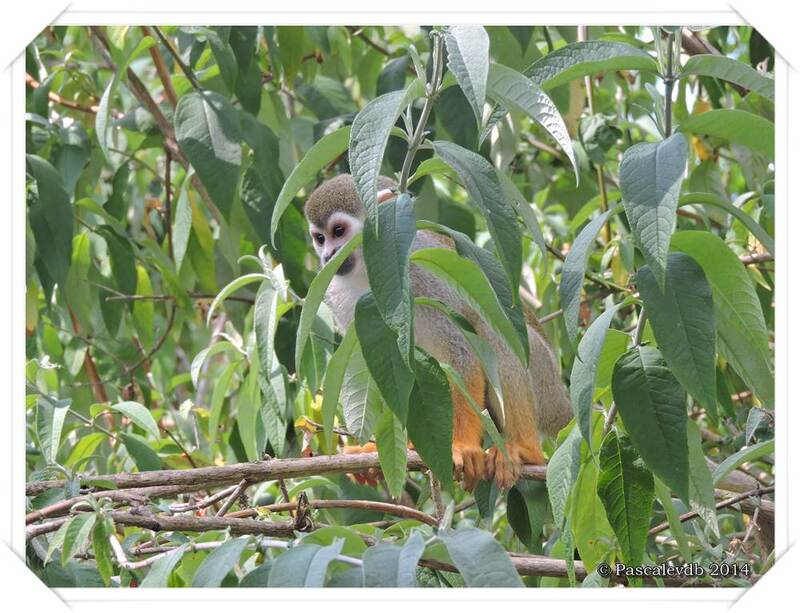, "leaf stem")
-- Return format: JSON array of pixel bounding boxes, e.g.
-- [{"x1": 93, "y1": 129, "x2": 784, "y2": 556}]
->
[
  {"x1": 663, "y1": 31, "x2": 676, "y2": 137},
  {"x1": 398, "y1": 31, "x2": 445, "y2": 193}
]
